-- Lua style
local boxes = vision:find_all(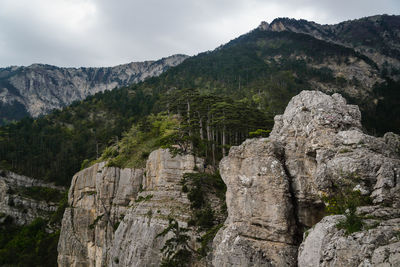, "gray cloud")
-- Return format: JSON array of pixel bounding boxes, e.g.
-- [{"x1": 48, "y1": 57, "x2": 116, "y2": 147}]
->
[{"x1": 0, "y1": 0, "x2": 398, "y2": 67}]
